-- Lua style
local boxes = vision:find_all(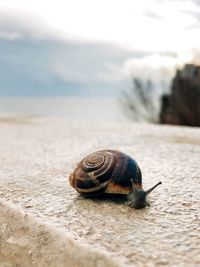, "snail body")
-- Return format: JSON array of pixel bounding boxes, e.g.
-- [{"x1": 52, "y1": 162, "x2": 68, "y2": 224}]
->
[{"x1": 69, "y1": 149, "x2": 162, "y2": 209}]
